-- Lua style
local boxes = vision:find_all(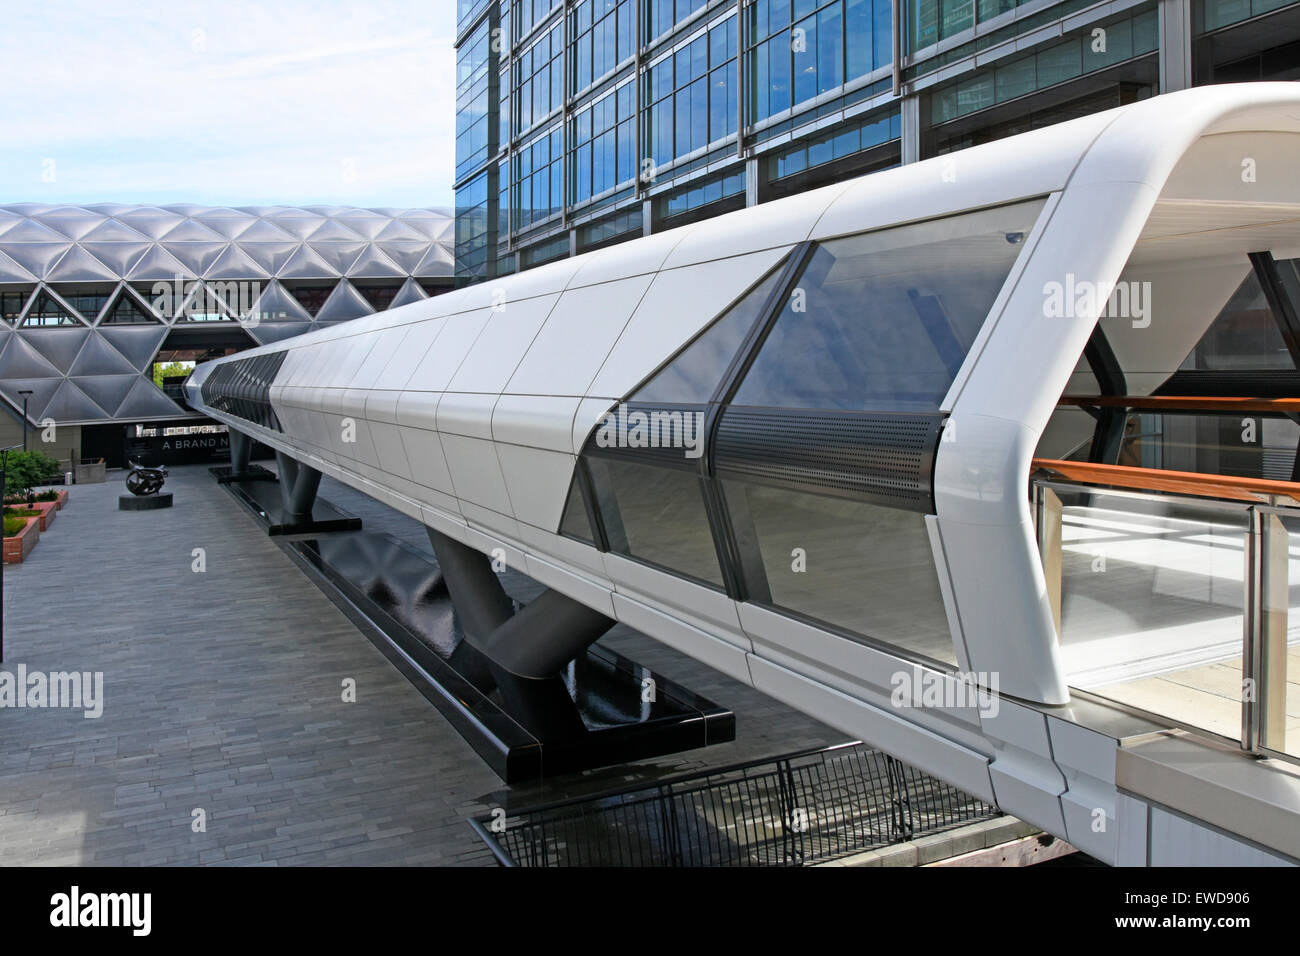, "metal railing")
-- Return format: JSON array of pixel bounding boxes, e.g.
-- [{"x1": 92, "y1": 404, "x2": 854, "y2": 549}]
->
[
  {"x1": 1034, "y1": 477, "x2": 1298, "y2": 764},
  {"x1": 469, "y1": 742, "x2": 999, "y2": 867}
]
